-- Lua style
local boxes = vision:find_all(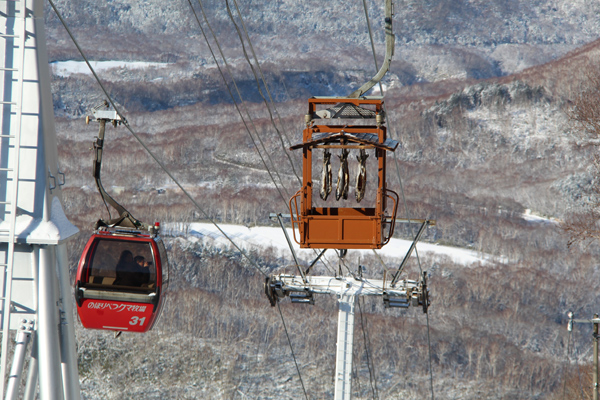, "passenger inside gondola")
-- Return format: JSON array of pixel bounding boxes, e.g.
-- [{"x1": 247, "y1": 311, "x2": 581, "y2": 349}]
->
[
  {"x1": 113, "y1": 250, "x2": 152, "y2": 287},
  {"x1": 133, "y1": 255, "x2": 152, "y2": 287},
  {"x1": 85, "y1": 240, "x2": 155, "y2": 289},
  {"x1": 113, "y1": 250, "x2": 135, "y2": 286}
]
